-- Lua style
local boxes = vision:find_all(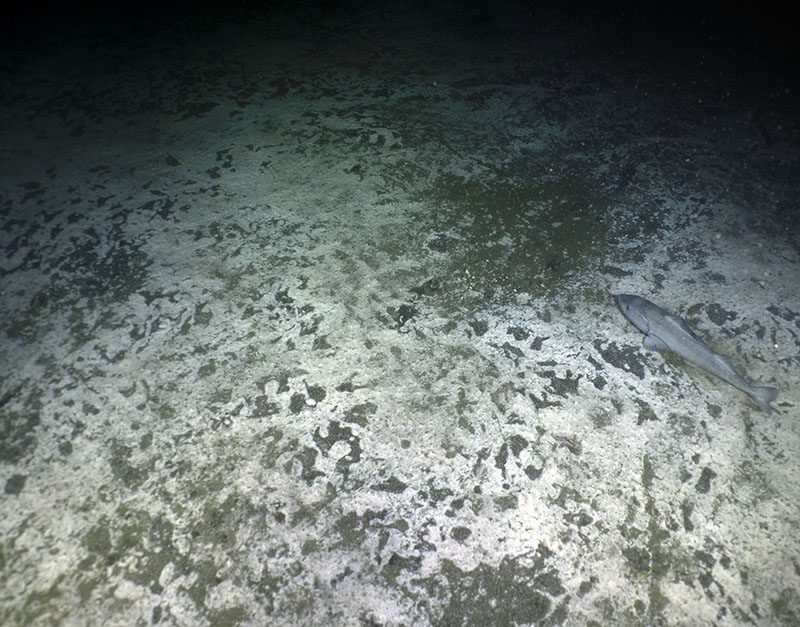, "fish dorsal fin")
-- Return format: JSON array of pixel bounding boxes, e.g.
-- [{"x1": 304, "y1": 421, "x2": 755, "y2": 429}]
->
[
  {"x1": 714, "y1": 353, "x2": 737, "y2": 375},
  {"x1": 643, "y1": 334, "x2": 671, "y2": 352},
  {"x1": 664, "y1": 314, "x2": 699, "y2": 340}
]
